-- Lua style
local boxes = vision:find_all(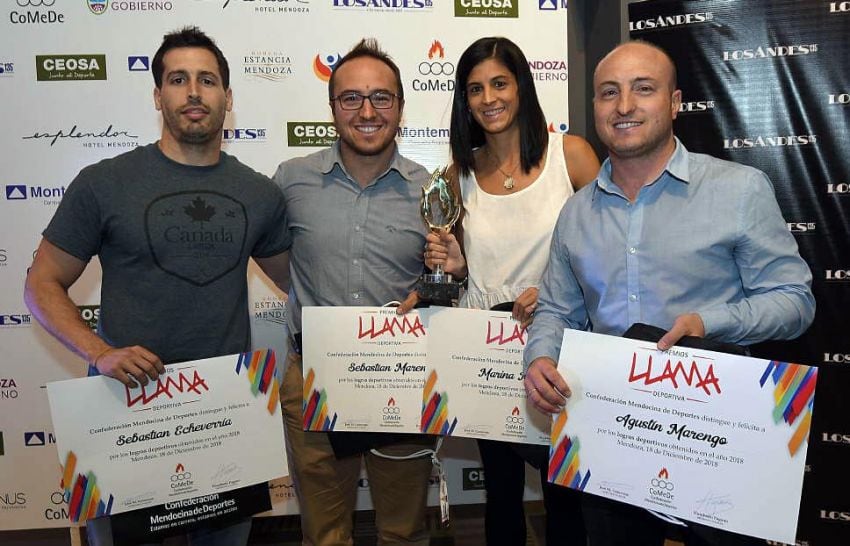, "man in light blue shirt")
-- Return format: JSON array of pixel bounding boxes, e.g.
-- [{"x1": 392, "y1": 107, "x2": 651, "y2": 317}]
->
[{"x1": 523, "y1": 41, "x2": 814, "y2": 546}]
